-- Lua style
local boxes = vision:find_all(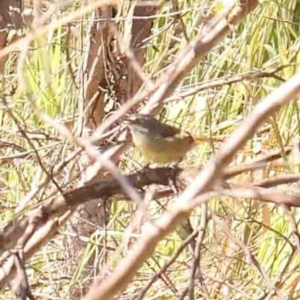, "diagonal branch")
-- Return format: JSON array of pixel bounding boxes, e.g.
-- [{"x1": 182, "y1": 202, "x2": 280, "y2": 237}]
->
[{"x1": 81, "y1": 25, "x2": 300, "y2": 300}]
